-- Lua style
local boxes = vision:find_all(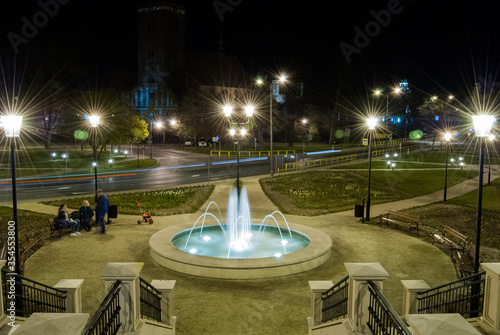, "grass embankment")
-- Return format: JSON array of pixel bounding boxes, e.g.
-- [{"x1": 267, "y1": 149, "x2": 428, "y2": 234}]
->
[
  {"x1": 41, "y1": 185, "x2": 215, "y2": 216},
  {"x1": 260, "y1": 169, "x2": 478, "y2": 216}
]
